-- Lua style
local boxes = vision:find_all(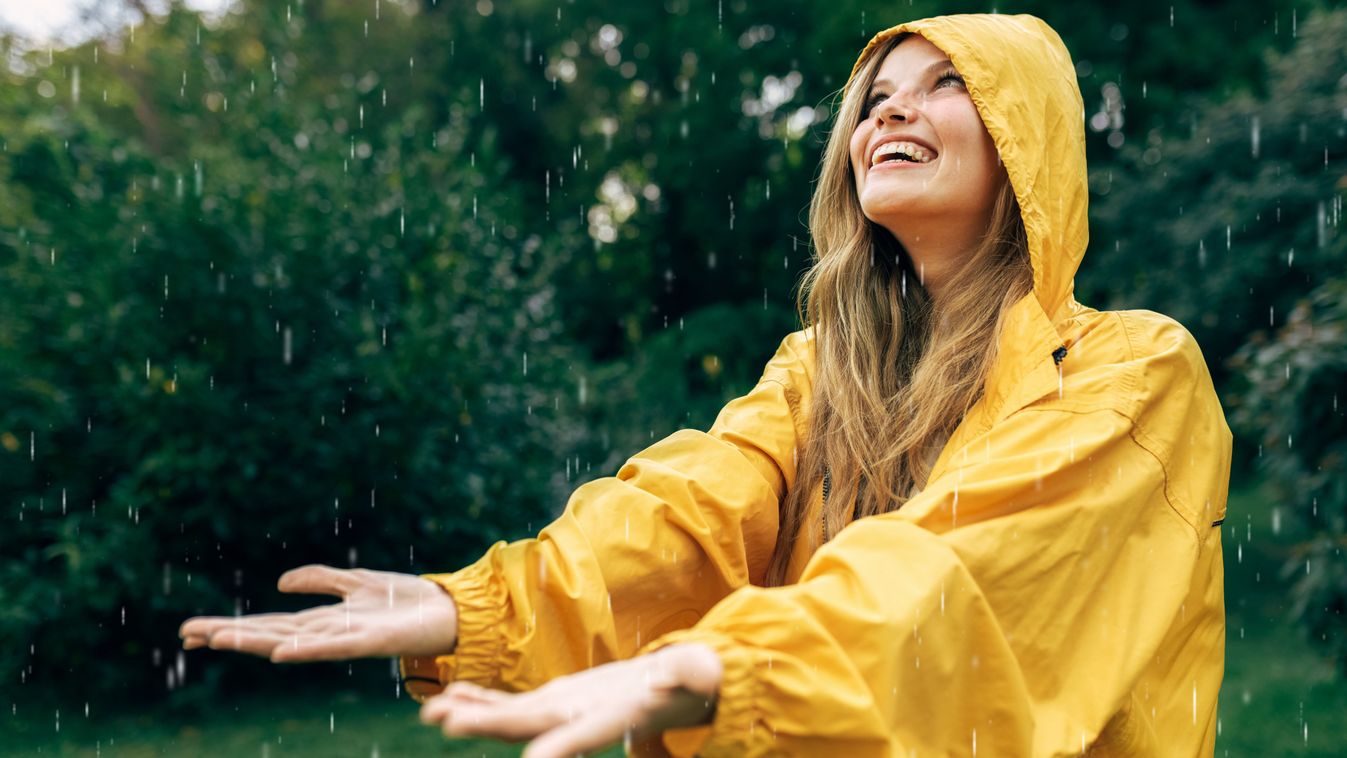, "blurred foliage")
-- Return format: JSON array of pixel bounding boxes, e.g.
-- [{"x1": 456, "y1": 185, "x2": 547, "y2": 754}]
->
[
  {"x1": 1229, "y1": 276, "x2": 1347, "y2": 675},
  {"x1": 0, "y1": 0, "x2": 1343, "y2": 710},
  {"x1": 0, "y1": 0, "x2": 592, "y2": 703},
  {"x1": 1084, "y1": 4, "x2": 1347, "y2": 382}
]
